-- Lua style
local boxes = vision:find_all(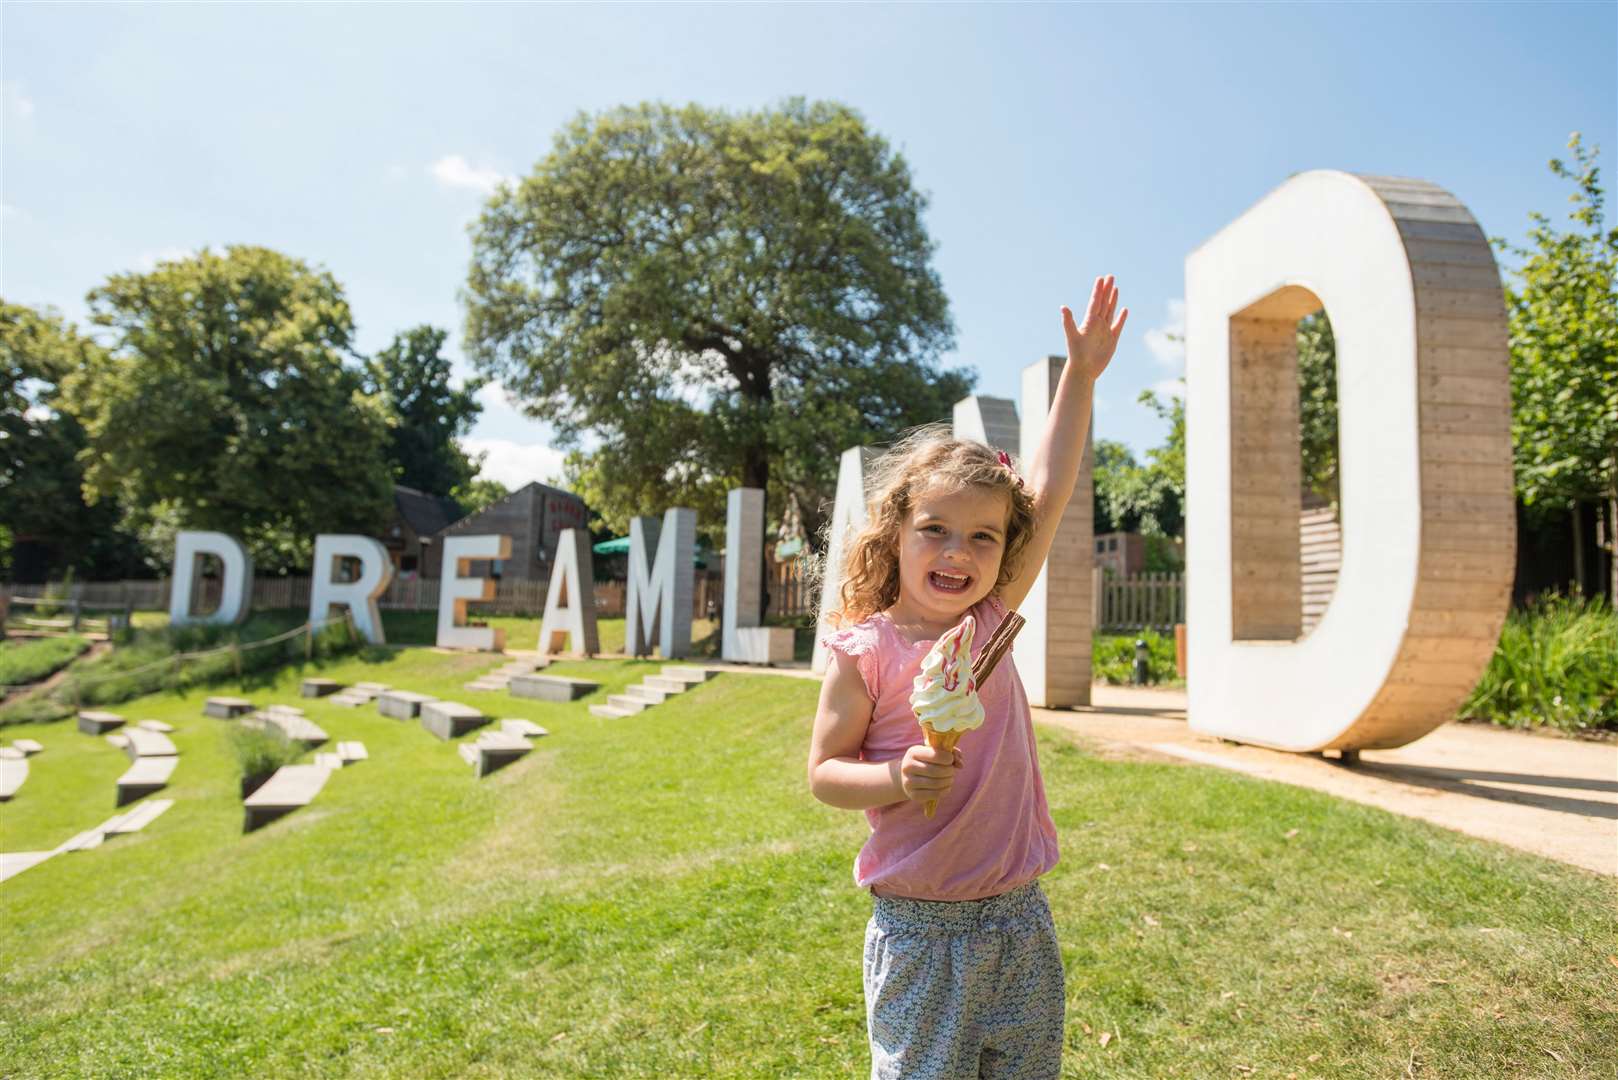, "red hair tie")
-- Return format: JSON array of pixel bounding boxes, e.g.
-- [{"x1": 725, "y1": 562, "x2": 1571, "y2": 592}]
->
[{"x1": 997, "y1": 450, "x2": 1025, "y2": 489}]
